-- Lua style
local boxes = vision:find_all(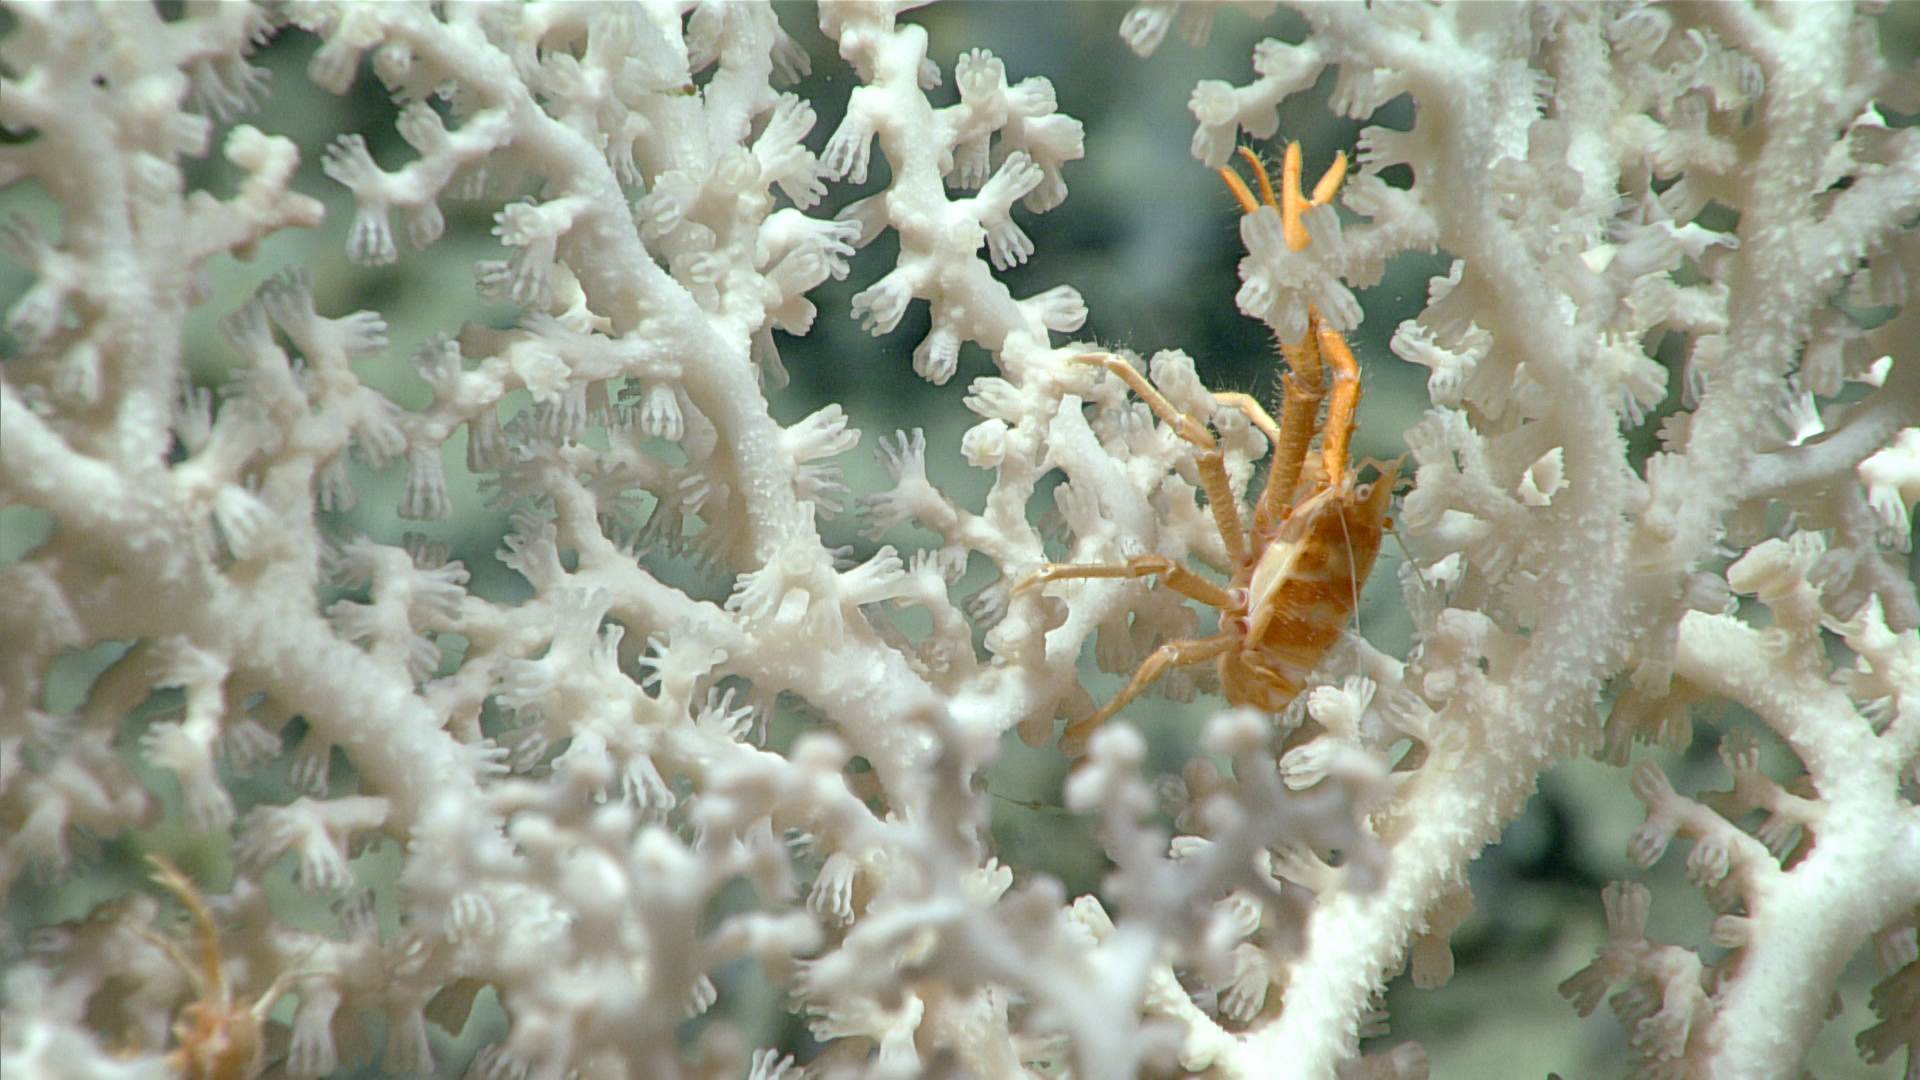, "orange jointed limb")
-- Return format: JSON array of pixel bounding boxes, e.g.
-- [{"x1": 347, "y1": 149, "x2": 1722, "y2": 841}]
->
[
  {"x1": 1281, "y1": 142, "x2": 1310, "y2": 250},
  {"x1": 1218, "y1": 164, "x2": 1260, "y2": 216},
  {"x1": 1317, "y1": 319, "x2": 1362, "y2": 484},
  {"x1": 1242, "y1": 145, "x2": 1279, "y2": 213},
  {"x1": 1195, "y1": 449, "x2": 1251, "y2": 566},
  {"x1": 1074, "y1": 353, "x2": 1216, "y2": 450},
  {"x1": 1062, "y1": 631, "x2": 1239, "y2": 750},
  {"x1": 1219, "y1": 142, "x2": 1349, "y2": 252},
  {"x1": 1075, "y1": 353, "x2": 1252, "y2": 563},
  {"x1": 1212, "y1": 391, "x2": 1282, "y2": 444},
  {"x1": 1312, "y1": 149, "x2": 1349, "y2": 206},
  {"x1": 1257, "y1": 308, "x2": 1332, "y2": 523},
  {"x1": 1018, "y1": 553, "x2": 1235, "y2": 610},
  {"x1": 1090, "y1": 353, "x2": 1251, "y2": 564},
  {"x1": 148, "y1": 854, "x2": 226, "y2": 998}
]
